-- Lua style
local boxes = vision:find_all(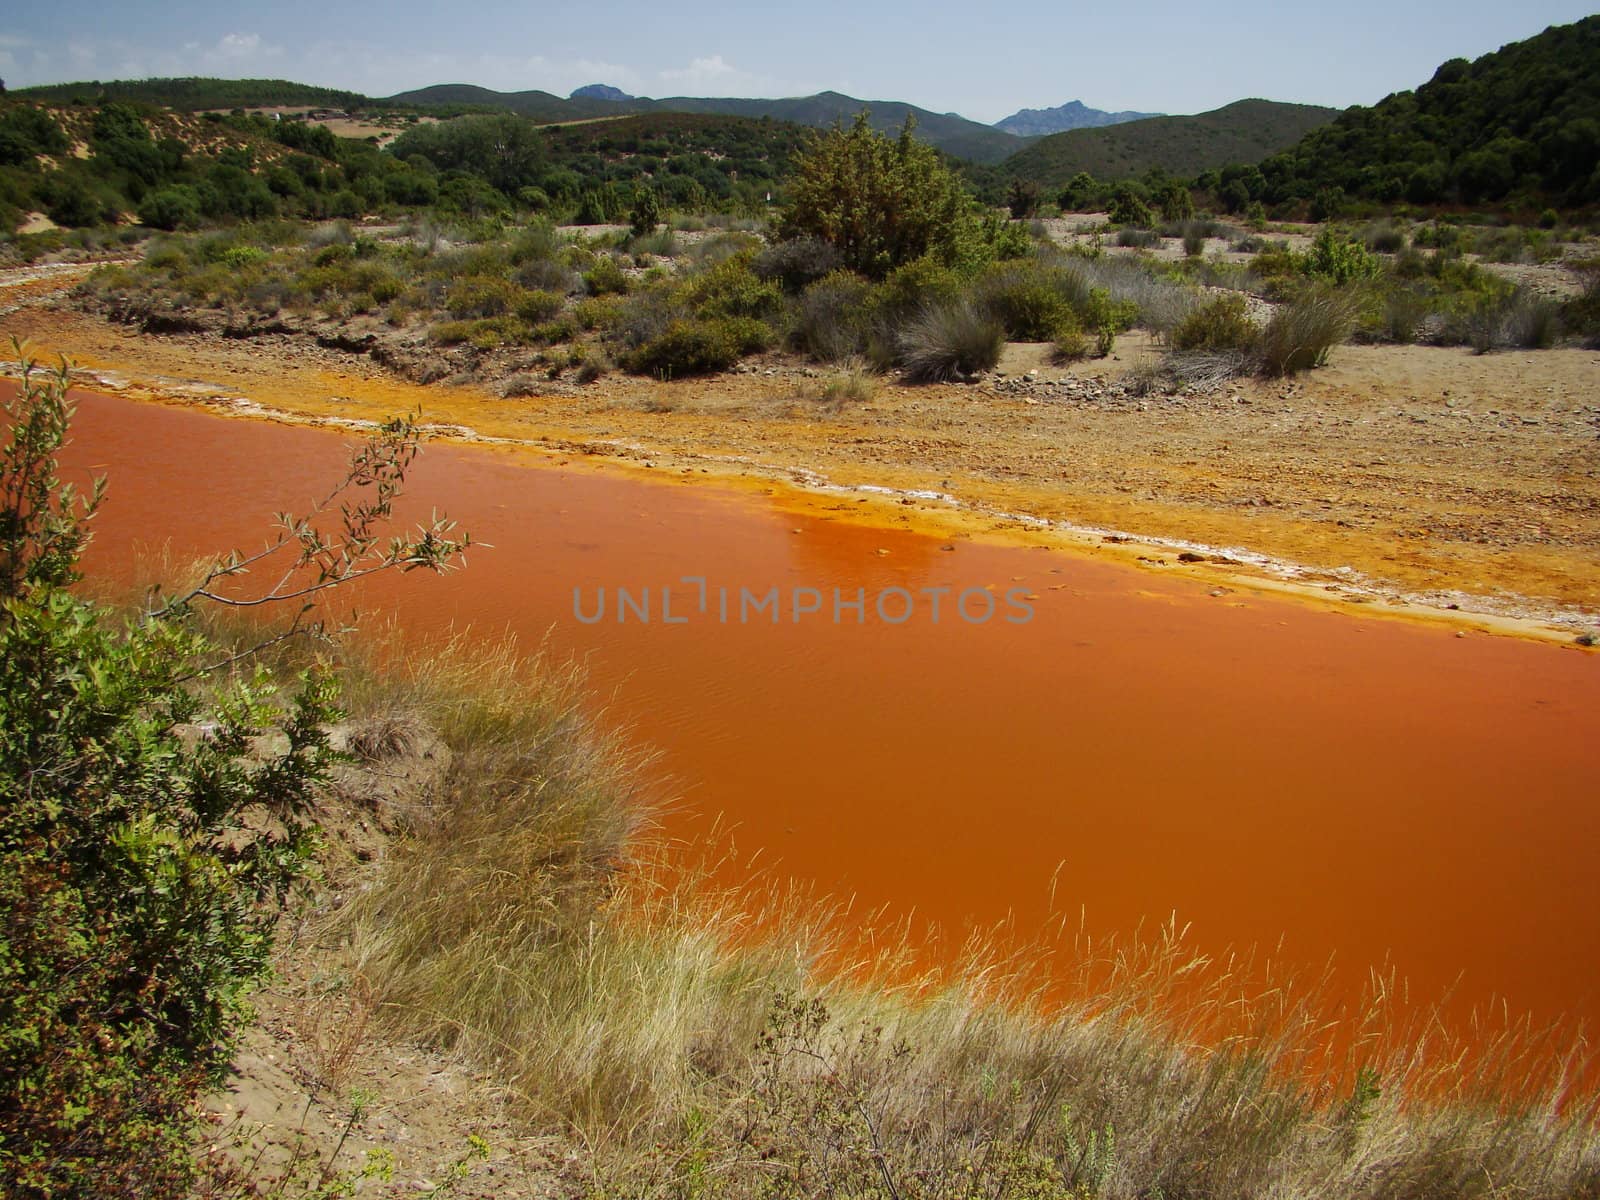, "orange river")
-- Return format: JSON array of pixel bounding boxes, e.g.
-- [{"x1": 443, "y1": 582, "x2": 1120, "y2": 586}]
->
[{"x1": 43, "y1": 386, "x2": 1600, "y2": 1038}]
